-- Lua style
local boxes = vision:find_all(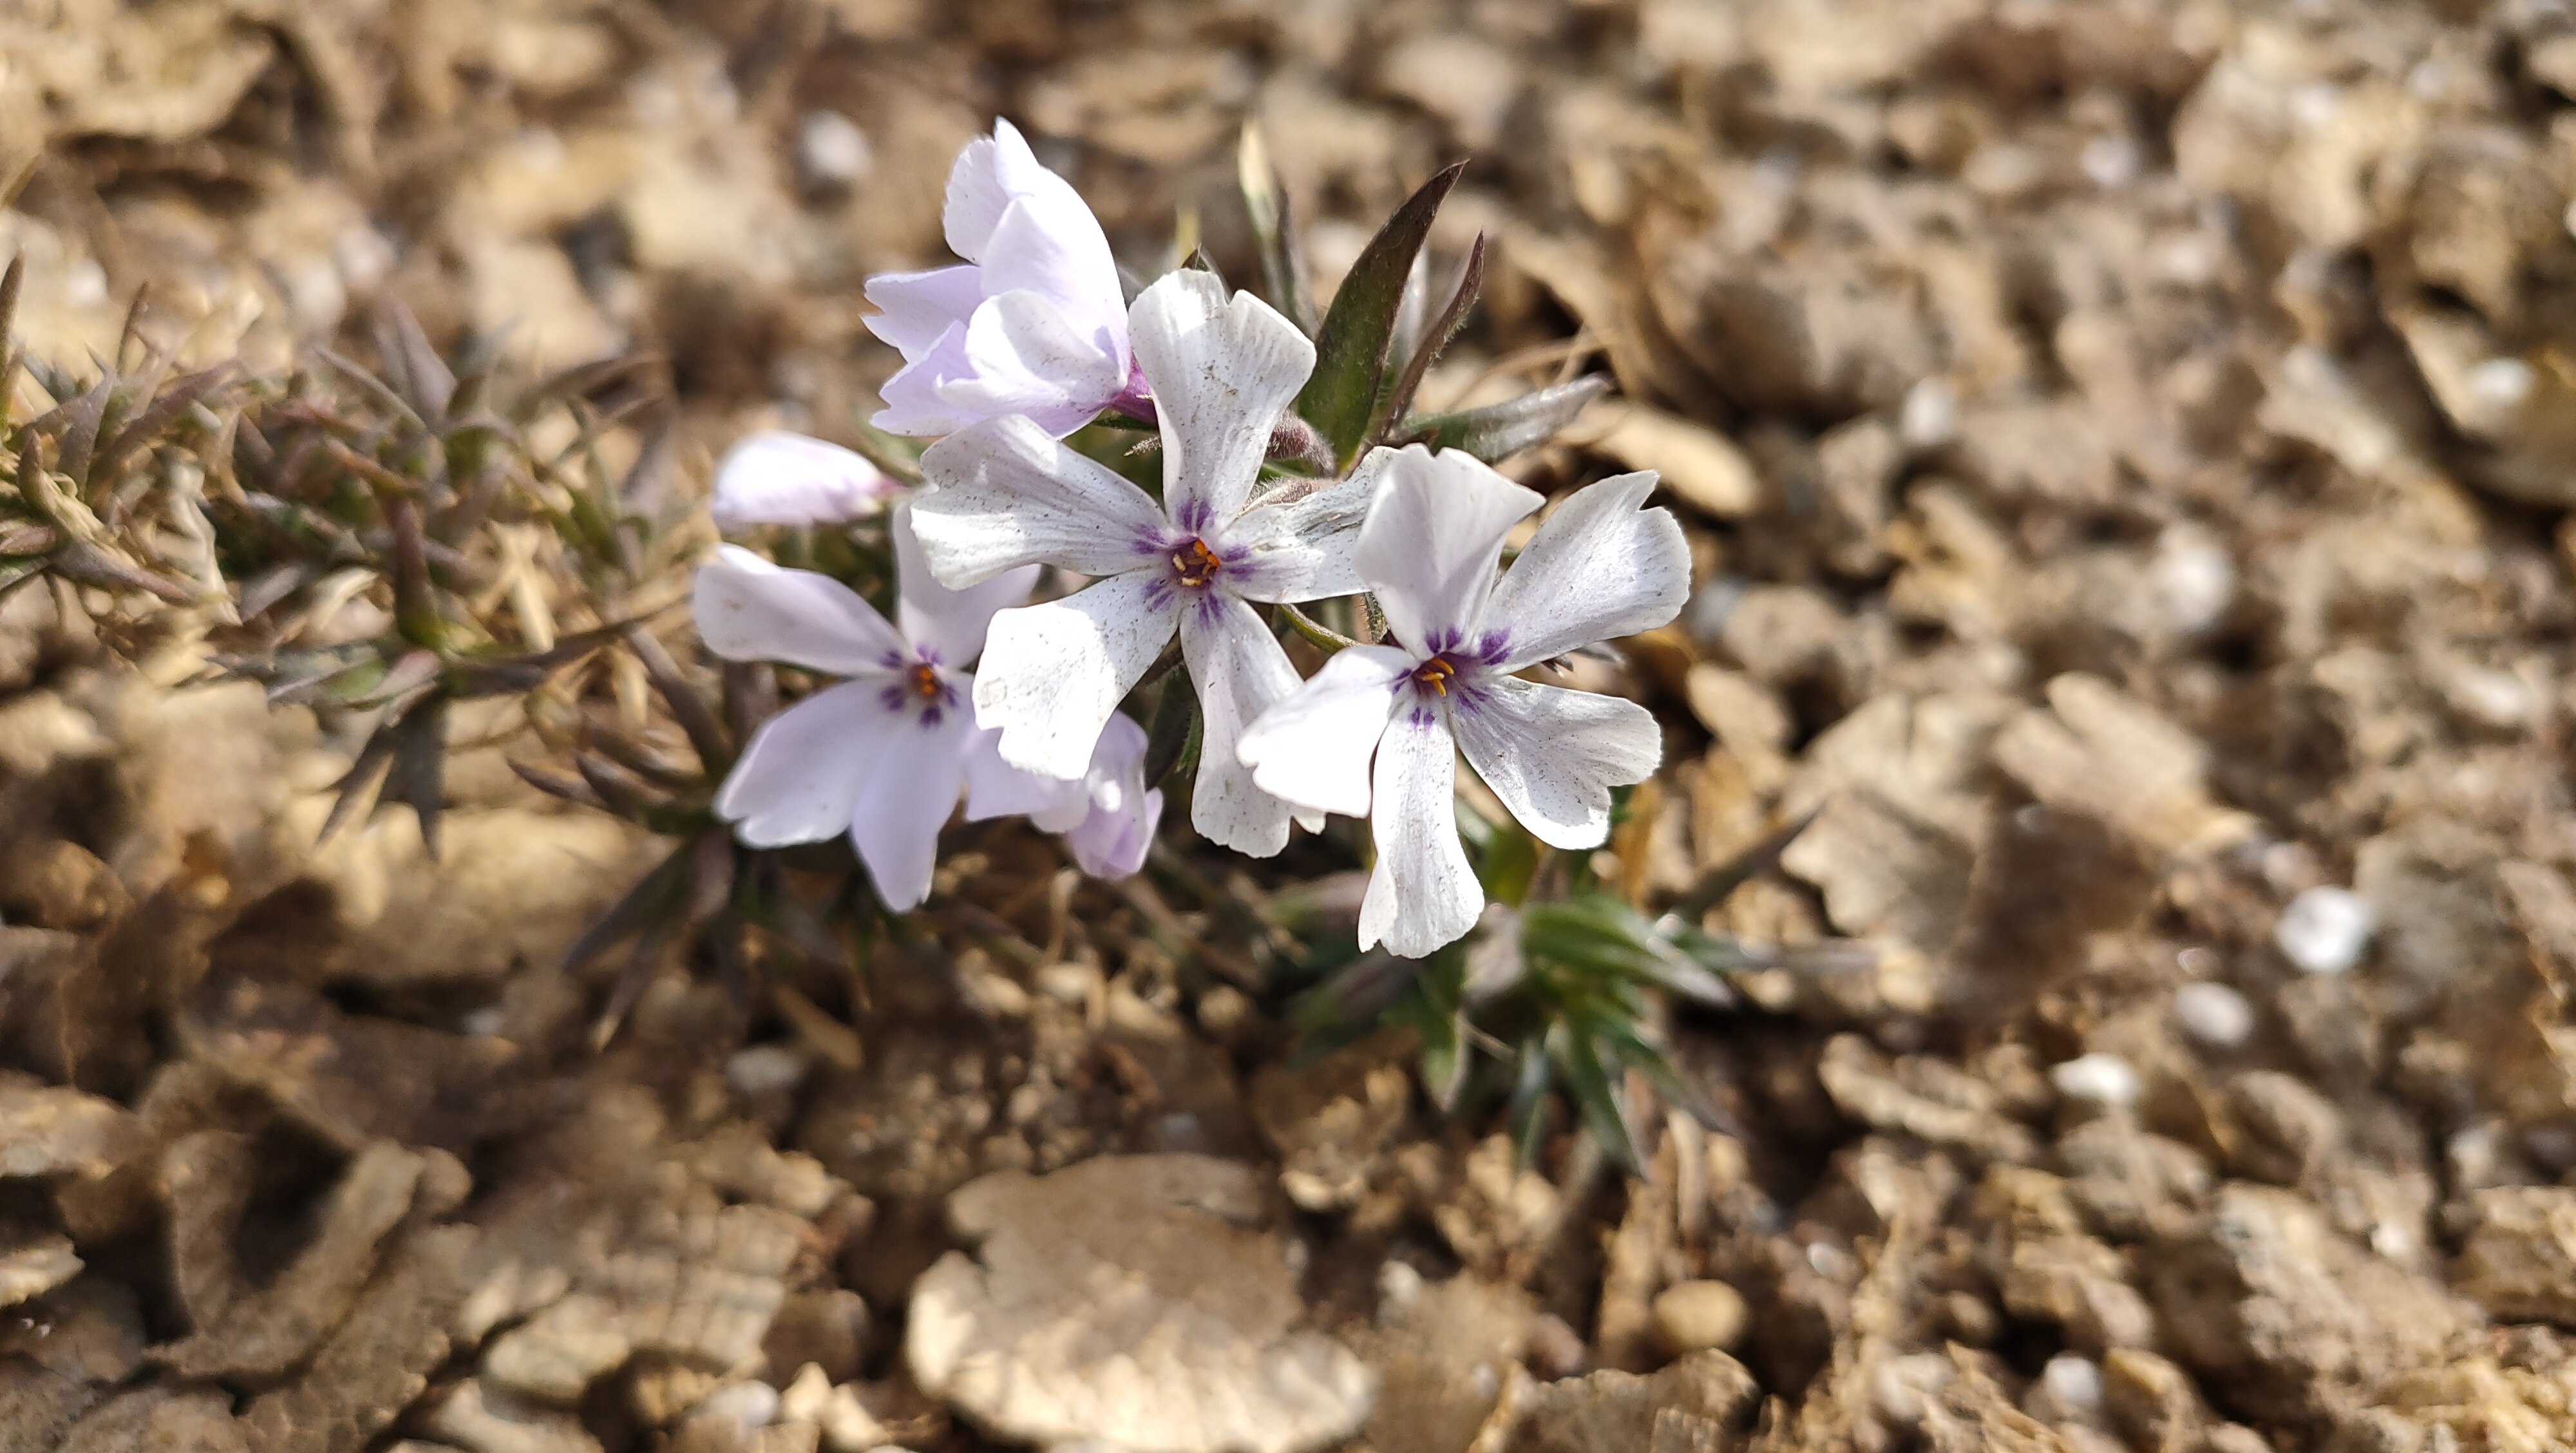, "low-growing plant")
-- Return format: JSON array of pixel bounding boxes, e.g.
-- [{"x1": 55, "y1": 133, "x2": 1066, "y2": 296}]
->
[{"x1": 0, "y1": 120, "x2": 1857, "y2": 1170}]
